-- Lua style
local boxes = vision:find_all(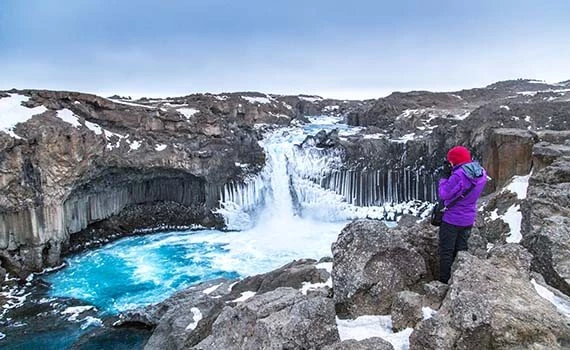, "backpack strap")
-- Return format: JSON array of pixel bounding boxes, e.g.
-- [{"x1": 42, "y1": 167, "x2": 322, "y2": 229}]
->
[{"x1": 443, "y1": 183, "x2": 475, "y2": 210}]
